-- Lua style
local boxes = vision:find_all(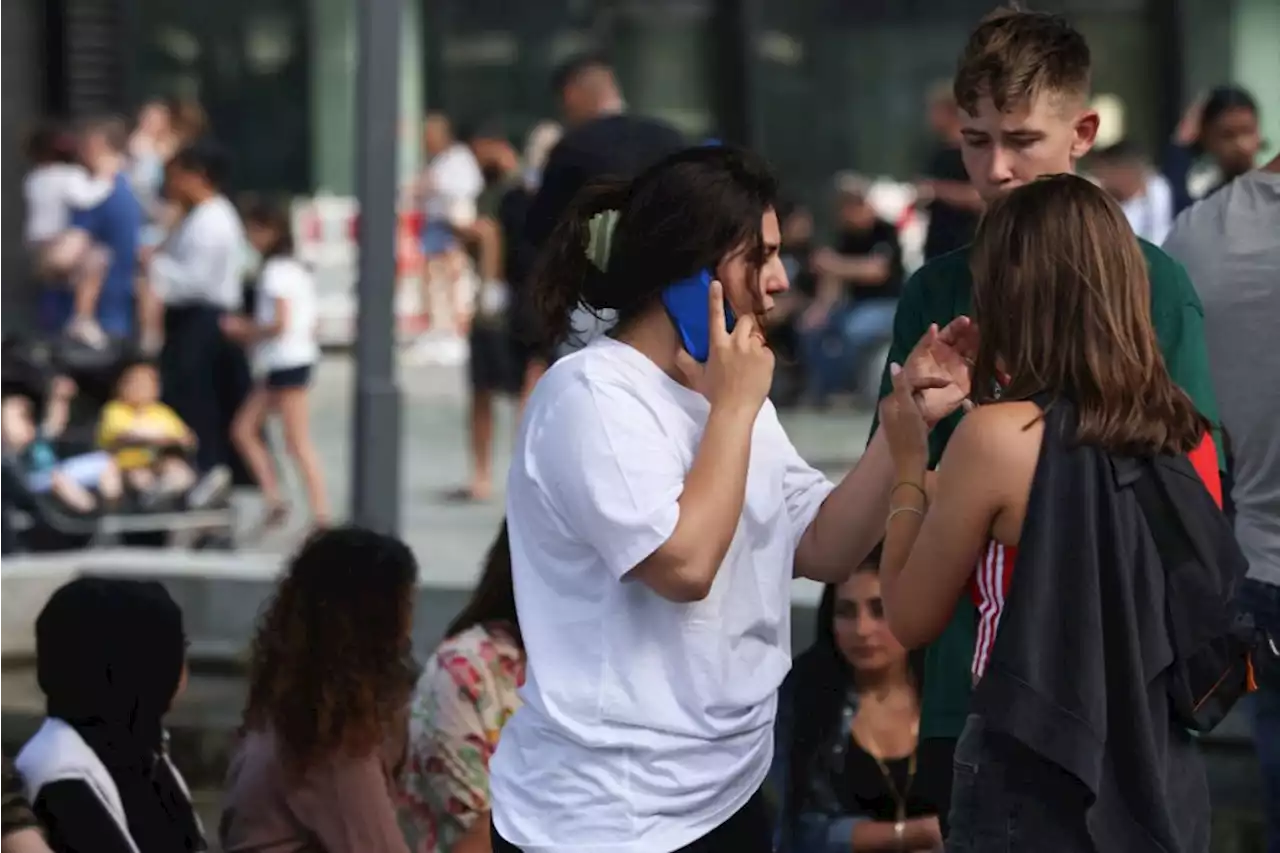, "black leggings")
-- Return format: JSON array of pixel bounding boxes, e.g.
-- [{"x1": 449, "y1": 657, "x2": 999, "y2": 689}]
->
[{"x1": 491, "y1": 788, "x2": 773, "y2": 853}]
